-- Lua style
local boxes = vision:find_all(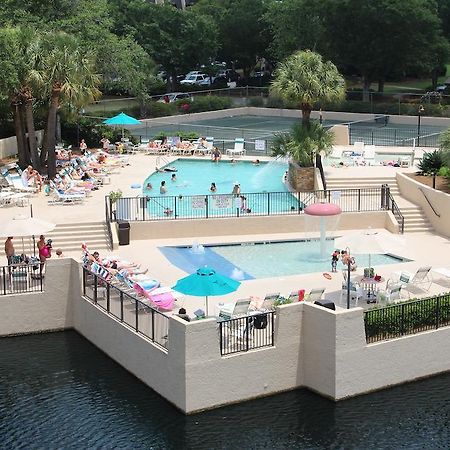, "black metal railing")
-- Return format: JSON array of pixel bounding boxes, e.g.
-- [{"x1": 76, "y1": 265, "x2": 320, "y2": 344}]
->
[
  {"x1": 104, "y1": 195, "x2": 113, "y2": 249},
  {"x1": 0, "y1": 263, "x2": 44, "y2": 295},
  {"x1": 82, "y1": 266, "x2": 169, "y2": 350},
  {"x1": 108, "y1": 187, "x2": 393, "y2": 222},
  {"x1": 385, "y1": 188, "x2": 405, "y2": 233},
  {"x1": 219, "y1": 311, "x2": 275, "y2": 356},
  {"x1": 364, "y1": 293, "x2": 450, "y2": 343}
]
